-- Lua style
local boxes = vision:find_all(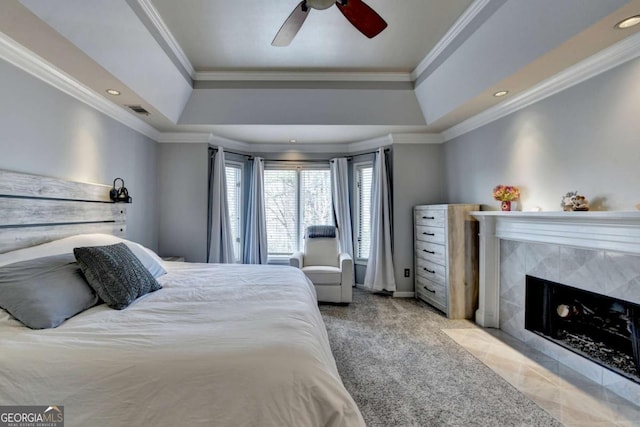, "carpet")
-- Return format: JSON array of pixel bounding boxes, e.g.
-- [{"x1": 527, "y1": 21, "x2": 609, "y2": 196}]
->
[{"x1": 319, "y1": 288, "x2": 562, "y2": 427}]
